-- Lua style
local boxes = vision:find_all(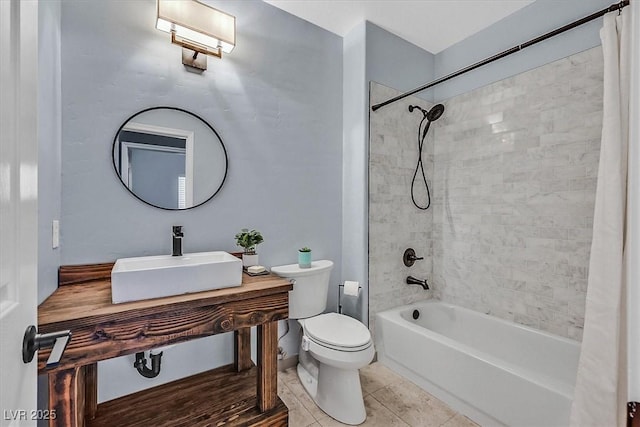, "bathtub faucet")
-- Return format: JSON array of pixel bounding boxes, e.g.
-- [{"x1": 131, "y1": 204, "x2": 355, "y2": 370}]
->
[{"x1": 406, "y1": 276, "x2": 429, "y2": 290}]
